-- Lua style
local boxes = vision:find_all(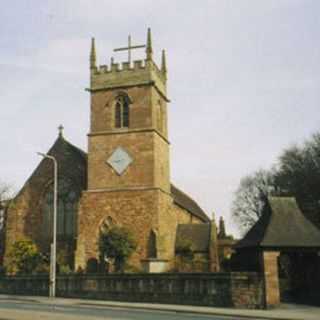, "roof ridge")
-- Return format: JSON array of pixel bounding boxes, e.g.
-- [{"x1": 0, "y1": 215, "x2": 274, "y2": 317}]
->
[
  {"x1": 170, "y1": 184, "x2": 210, "y2": 223},
  {"x1": 12, "y1": 136, "x2": 87, "y2": 200},
  {"x1": 59, "y1": 136, "x2": 87, "y2": 158}
]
